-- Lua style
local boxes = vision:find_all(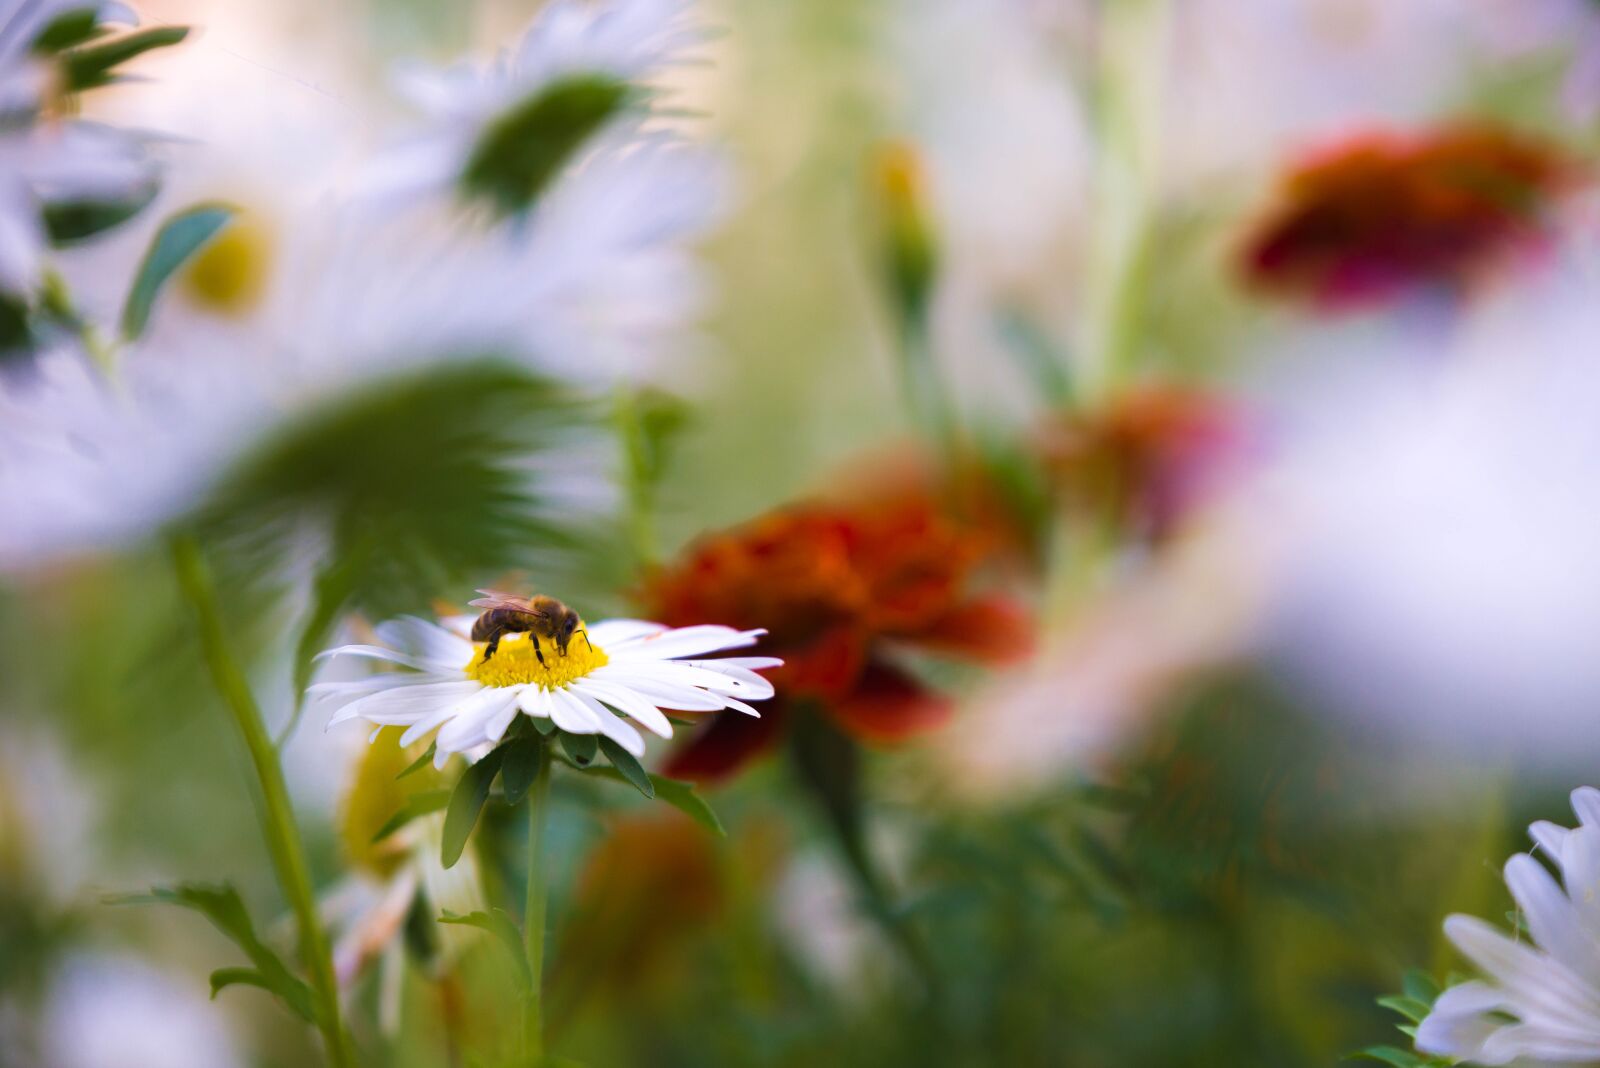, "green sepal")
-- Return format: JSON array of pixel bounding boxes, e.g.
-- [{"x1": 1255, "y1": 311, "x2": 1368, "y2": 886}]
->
[{"x1": 560, "y1": 731, "x2": 598, "y2": 767}]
